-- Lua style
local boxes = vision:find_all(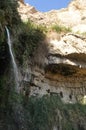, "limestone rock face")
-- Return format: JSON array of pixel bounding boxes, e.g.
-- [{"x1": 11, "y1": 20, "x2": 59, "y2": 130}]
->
[
  {"x1": 20, "y1": 31, "x2": 86, "y2": 103},
  {"x1": 18, "y1": 2, "x2": 45, "y2": 25},
  {"x1": 69, "y1": 0, "x2": 86, "y2": 10},
  {"x1": 18, "y1": 0, "x2": 86, "y2": 103},
  {"x1": 18, "y1": 0, "x2": 86, "y2": 28}
]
